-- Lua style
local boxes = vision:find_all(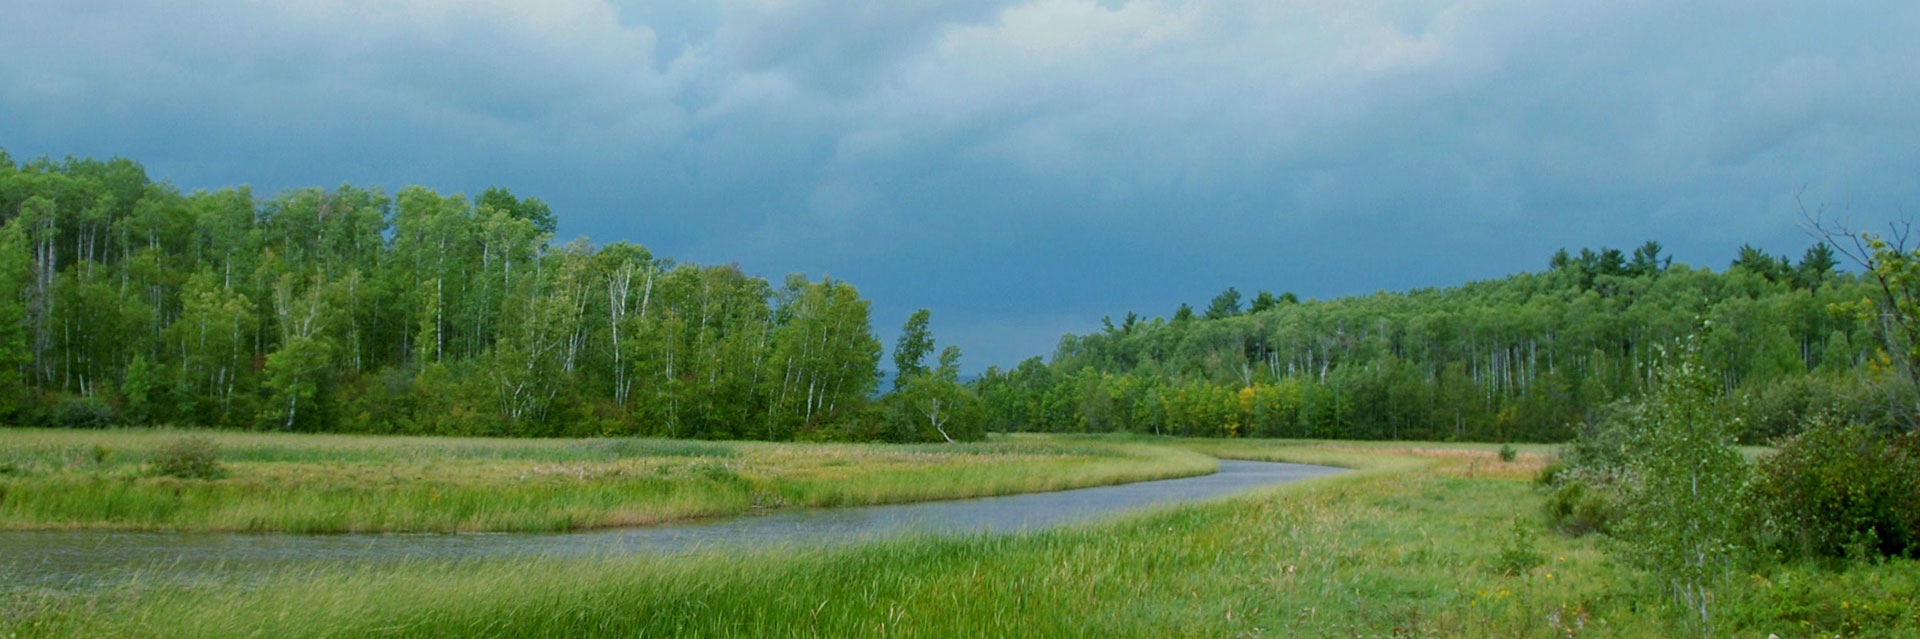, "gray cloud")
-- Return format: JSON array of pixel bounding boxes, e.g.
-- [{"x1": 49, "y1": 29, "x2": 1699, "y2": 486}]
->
[{"x1": 3, "y1": 0, "x2": 1917, "y2": 370}]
